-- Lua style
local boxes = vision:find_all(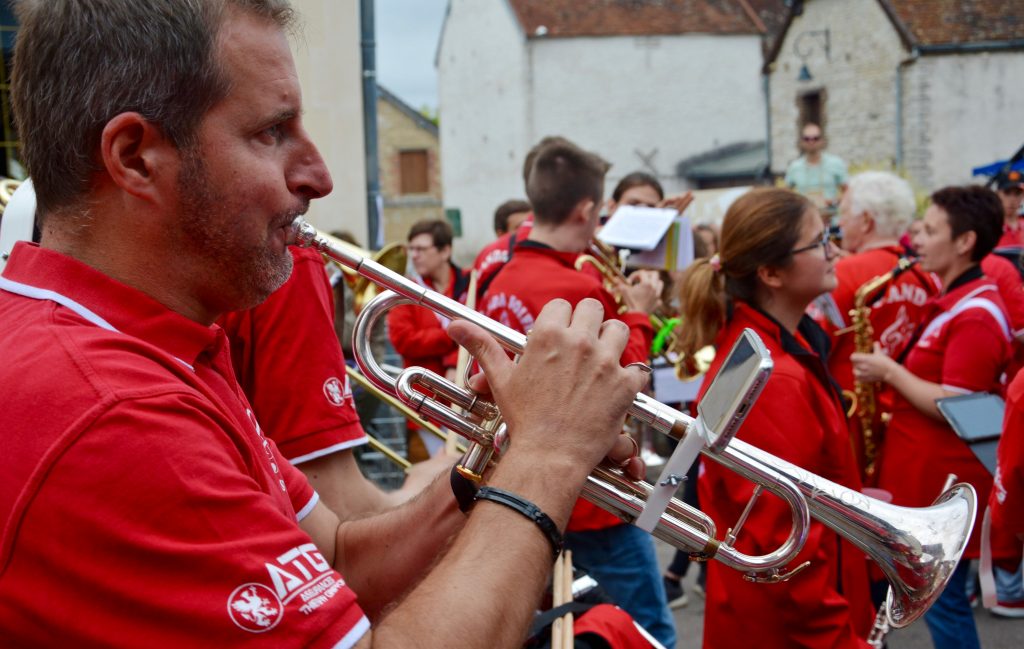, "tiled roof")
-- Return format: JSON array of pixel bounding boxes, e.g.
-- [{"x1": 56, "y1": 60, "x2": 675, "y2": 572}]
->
[
  {"x1": 883, "y1": 0, "x2": 1024, "y2": 47},
  {"x1": 507, "y1": 0, "x2": 788, "y2": 38}
]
